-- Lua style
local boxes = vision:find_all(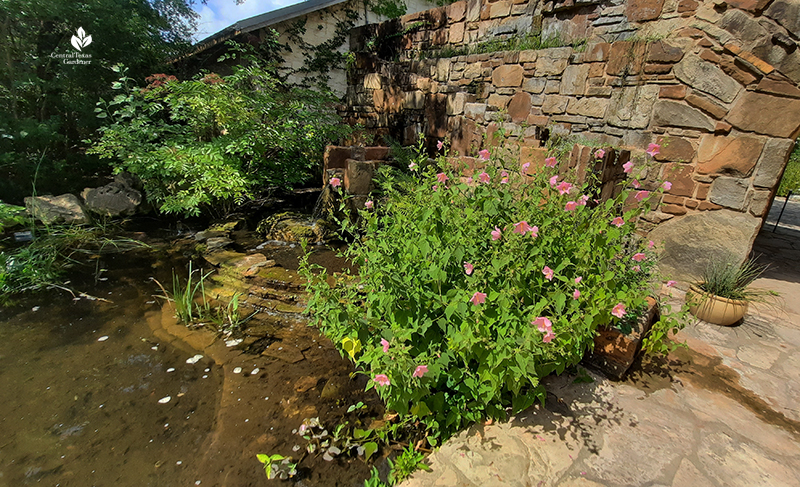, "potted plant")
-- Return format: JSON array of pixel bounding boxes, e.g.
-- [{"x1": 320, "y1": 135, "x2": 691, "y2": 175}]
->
[{"x1": 686, "y1": 255, "x2": 767, "y2": 326}]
